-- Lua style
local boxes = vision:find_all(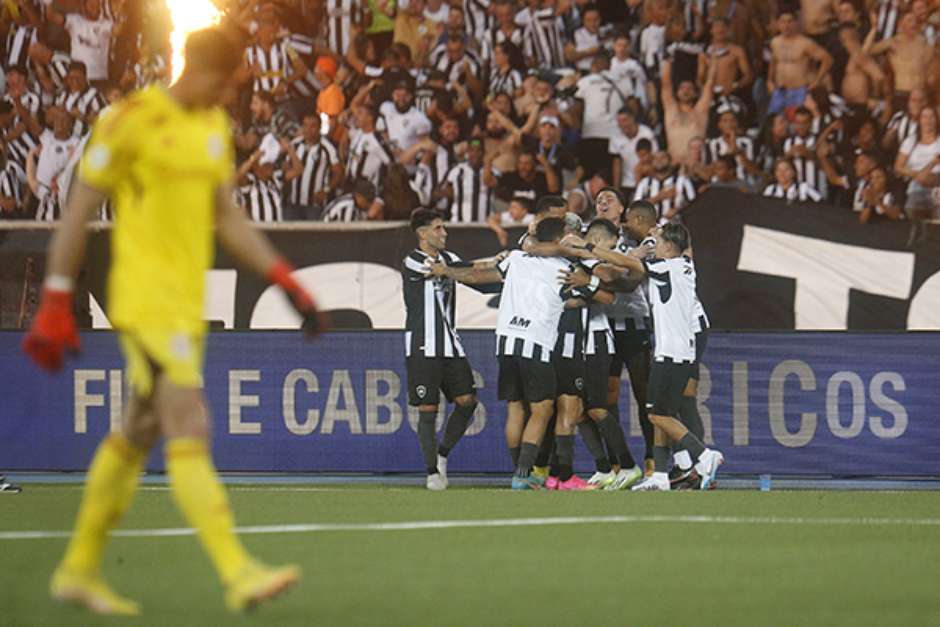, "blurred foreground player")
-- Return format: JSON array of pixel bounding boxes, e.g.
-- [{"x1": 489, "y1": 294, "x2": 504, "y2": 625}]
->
[
  {"x1": 402, "y1": 209, "x2": 480, "y2": 491},
  {"x1": 23, "y1": 29, "x2": 325, "y2": 614}
]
